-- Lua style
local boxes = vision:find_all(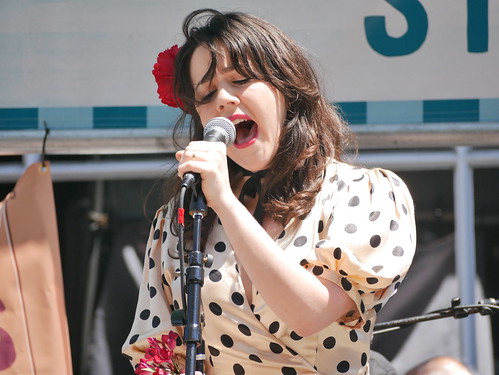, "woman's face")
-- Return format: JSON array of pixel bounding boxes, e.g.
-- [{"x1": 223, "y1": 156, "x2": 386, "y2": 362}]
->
[{"x1": 190, "y1": 44, "x2": 286, "y2": 173}]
